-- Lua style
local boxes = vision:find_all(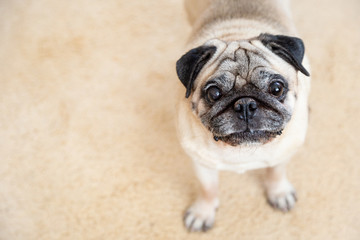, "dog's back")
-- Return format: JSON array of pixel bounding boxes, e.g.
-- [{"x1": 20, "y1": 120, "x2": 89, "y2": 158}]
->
[{"x1": 185, "y1": 0, "x2": 295, "y2": 36}]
